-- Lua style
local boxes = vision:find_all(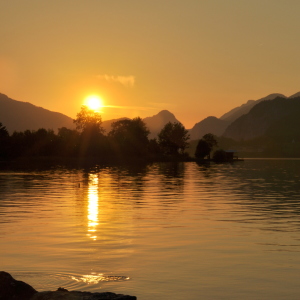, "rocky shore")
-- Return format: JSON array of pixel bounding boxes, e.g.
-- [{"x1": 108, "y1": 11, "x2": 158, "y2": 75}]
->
[{"x1": 0, "y1": 271, "x2": 136, "y2": 300}]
